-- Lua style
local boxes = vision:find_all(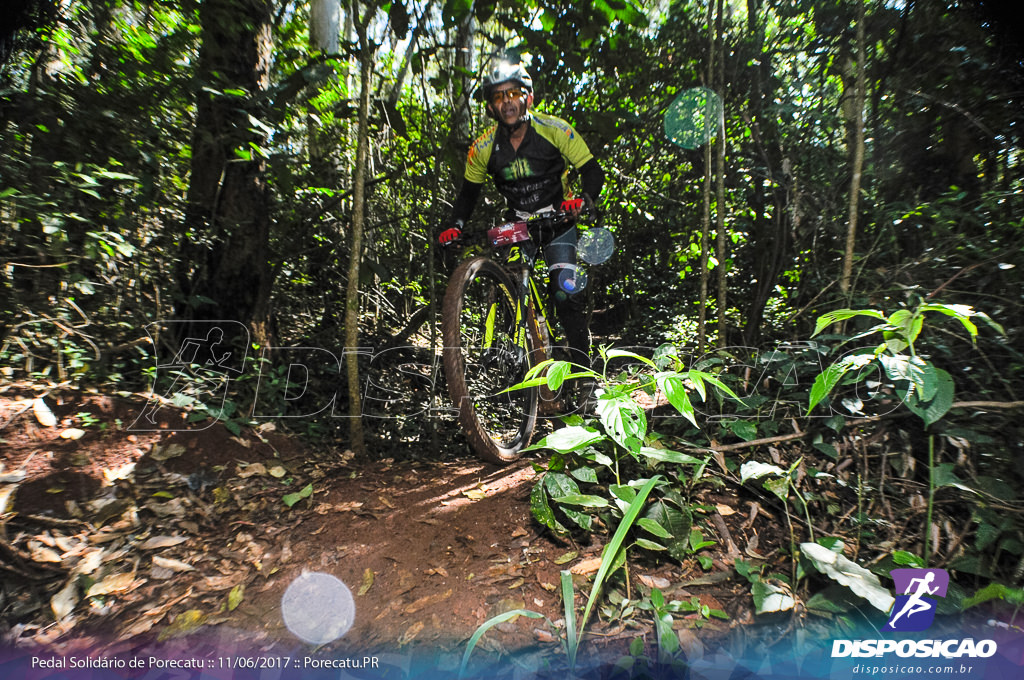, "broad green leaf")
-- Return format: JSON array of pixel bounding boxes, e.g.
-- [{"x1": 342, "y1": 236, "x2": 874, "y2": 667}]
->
[
  {"x1": 282, "y1": 483, "x2": 313, "y2": 507},
  {"x1": 605, "y1": 348, "x2": 657, "y2": 367},
  {"x1": 656, "y1": 373, "x2": 697, "y2": 426},
  {"x1": 902, "y1": 368, "x2": 954, "y2": 426},
  {"x1": 764, "y1": 477, "x2": 790, "y2": 502},
  {"x1": 739, "y1": 461, "x2": 785, "y2": 484},
  {"x1": 635, "y1": 538, "x2": 667, "y2": 551},
  {"x1": 812, "y1": 309, "x2": 885, "y2": 337},
  {"x1": 530, "y1": 481, "x2": 567, "y2": 534},
  {"x1": 645, "y1": 502, "x2": 692, "y2": 561},
  {"x1": 637, "y1": 447, "x2": 703, "y2": 466},
  {"x1": 800, "y1": 543, "x2": 895, "y2": 613},
  {"x1": 729, "y1": 420, "x2": 758, "y2": 442},
  {"x1": 552, "y1": 494, "x2": 610, "y2": 508},
  {"x1": 546, "y1": 361, "x2": 571, "y2": 391},
  {"x1": 525, "y1": 426, "x2": 603, "y2": 453},
  {"x1": 596, "y1": 394, "x2": 647, "y2": 454},
  {"x1": 569, "y1": 466, "x2": 599, "y2": 484},
  {"x1": 637, "y1": 518, "x2": 673, "y2": 539},
  {"x1": 227, "y1": 584, "x2": 244, "y2": 611},
  {"x1": 752, "y1": 580, "x2": 795, "y2": 614}
]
